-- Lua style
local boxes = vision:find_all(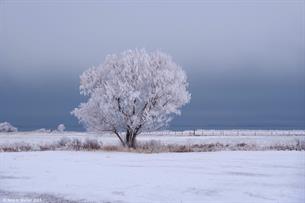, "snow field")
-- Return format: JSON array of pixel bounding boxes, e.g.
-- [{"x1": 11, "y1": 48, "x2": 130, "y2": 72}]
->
[{"x1": 0, "y1": 151, "x2": 304, "y2": 203}]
